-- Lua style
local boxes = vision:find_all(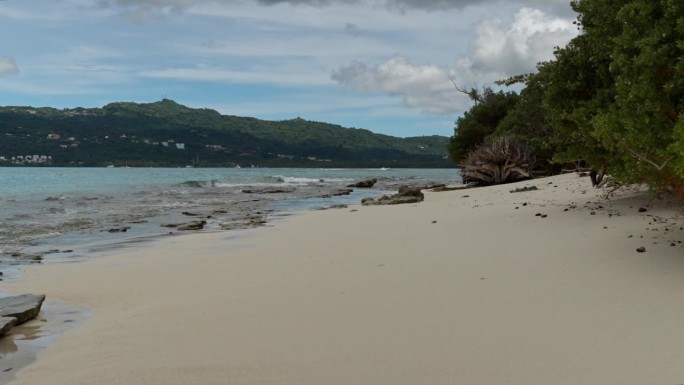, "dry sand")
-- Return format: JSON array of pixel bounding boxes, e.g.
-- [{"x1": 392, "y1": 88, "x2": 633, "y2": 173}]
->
[{"x1": 2, "y1": 173, "x2": 684, "y2": 385}]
